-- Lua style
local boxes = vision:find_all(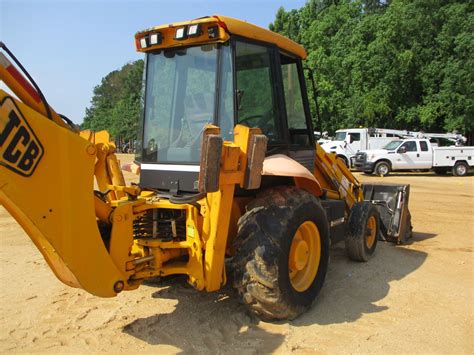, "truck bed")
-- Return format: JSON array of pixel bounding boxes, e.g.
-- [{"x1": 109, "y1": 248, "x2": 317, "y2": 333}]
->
[{"x1": 433, "y1": 146, "x2": 474, "y2": 167}]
